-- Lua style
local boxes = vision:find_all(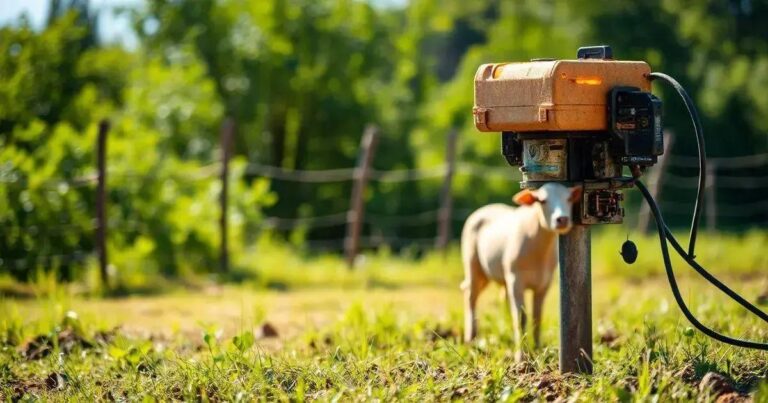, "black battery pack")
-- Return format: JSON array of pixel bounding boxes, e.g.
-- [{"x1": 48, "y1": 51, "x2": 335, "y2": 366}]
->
[{"x1": 609, "y1": 87, "x2": 663, "y2": 166}]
